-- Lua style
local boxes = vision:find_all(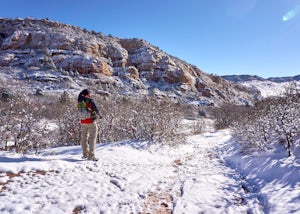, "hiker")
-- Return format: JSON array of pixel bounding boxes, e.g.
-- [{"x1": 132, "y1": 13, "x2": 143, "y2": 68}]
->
[{"x1": 77, "y1": 89, "x2": 101, "y2": 161}]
